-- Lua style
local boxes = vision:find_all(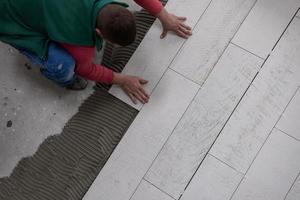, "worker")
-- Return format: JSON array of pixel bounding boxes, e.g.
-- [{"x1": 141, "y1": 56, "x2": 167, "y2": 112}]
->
[{"x1": 0, "y1": 0, "x2": 192, "y2": 104}]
